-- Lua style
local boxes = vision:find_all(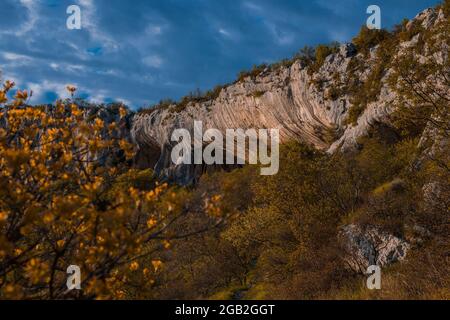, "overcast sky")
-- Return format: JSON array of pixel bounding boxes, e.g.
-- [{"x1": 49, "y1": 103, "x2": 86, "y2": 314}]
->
[{"x1": 0, "y1": 0, "x2": 441, "y2": 109}]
